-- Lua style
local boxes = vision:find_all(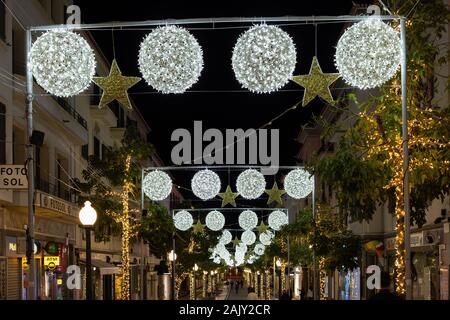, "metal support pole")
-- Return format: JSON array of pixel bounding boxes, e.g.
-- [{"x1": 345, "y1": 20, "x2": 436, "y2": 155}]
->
[
  {"x1": 312, "y1": 175, "x2": 318, "y2": 300},
  {"x1": 140, "y1": 169, "x2": 145, "y2": 300},
  {"x1": 172, "y1": 210, "x2": 176, "y2": 300},
  {"x1": 85, "y1": 227, "x2": 93, "y2": 300},
  {"x1": 273, "y1": 257, "x2": 276, "y2": 299},
  {"x1": 194, "y1": 271, "x2": 196, "y2": 300},
  {"x1": 25, "y1": 28, "x2": 36, "y2": 301},
  {"x1": 400, "y1": 18, "x2": 411, "y2": 300}
]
